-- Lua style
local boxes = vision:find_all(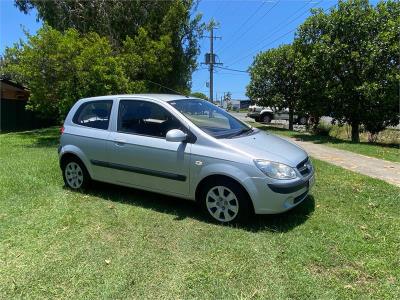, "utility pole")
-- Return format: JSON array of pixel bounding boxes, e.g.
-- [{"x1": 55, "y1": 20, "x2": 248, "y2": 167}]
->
[
  {"x1": 202, "y1": 20, "x2": 222, "y2": 103},
  {"x1": 210, "y1": 26, "x2": 214, "y2": 103}
]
